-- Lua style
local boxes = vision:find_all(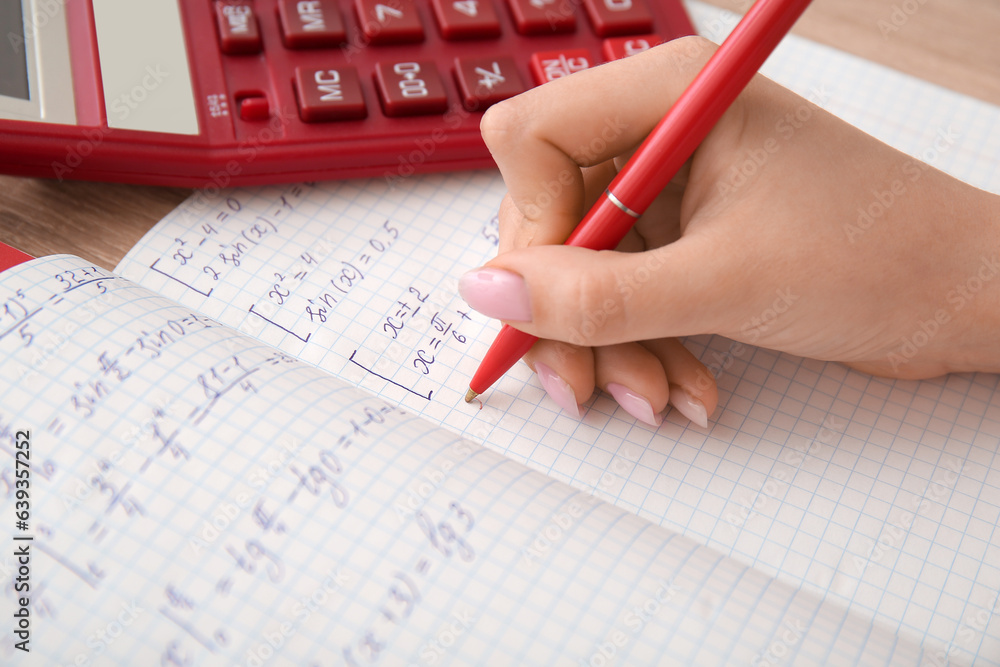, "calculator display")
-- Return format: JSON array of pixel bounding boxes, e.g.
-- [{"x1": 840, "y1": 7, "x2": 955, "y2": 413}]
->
[
  {"x1": 0, "y1": 0, "x2": 76, "y2": 126},
  {"x1": 0, "y1": 0, "x2": 695, "y2": 186},
  {"x1": 0, "y1": 1, "x2": 30, "y2": 100}
]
